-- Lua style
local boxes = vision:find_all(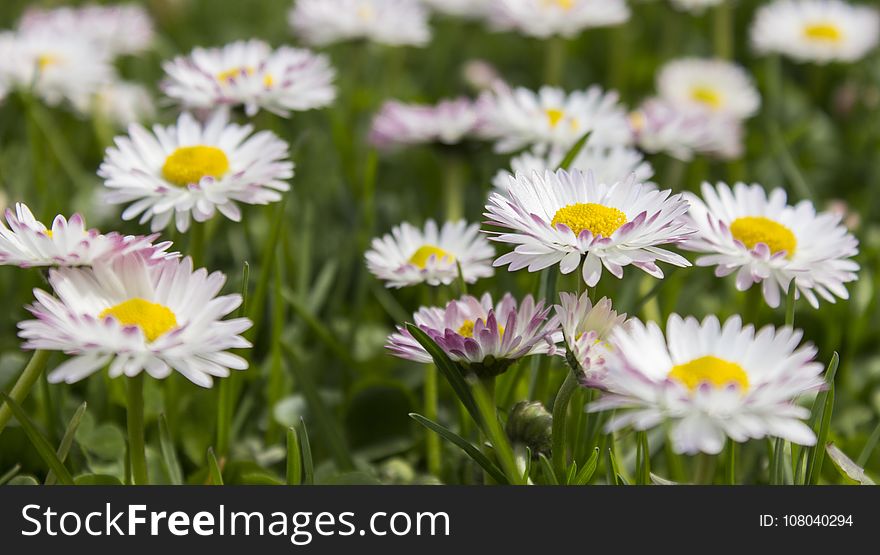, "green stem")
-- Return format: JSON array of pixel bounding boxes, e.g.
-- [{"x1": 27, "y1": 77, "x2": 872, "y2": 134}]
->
[
  {"x1": 543, "y1": 36, "x2": 567, "y2": 86},
  {"x1": 478, "y1": 376, "x2": 497, "y2": 485},
  {"x1": 0, "y1": 350, "x2": 51, "y2": 436},
  {"x1": 725, "y1": 440, "x2": 736, "y2": 485},
  {"x1": 126, "y1": 373, "x2": 149, "y2": 485},
  {"x1": 713, "y1": 2, "x2": 734, "y2": 60},
  {"x1": 188, "y1": 221, "x2": 205, "y2": 268},
  {"x1": 424, "y1": 365, "x2": 442, "y2": 477},
  {"x1": 694, "y1": 452, "x2": 715, "y2": 485},
  {"x1": 551, "y1": 370, "x2": 579, "y2": 479},
  {"x1": 784, "y1": 284, "x2": 796, "y2": 328},
  {"x1": 528, "y1": 270, "x2": 558, "y2": 401},
  {"x1": 443, "y1": 155, "x2": 466, "y2": 221}
]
